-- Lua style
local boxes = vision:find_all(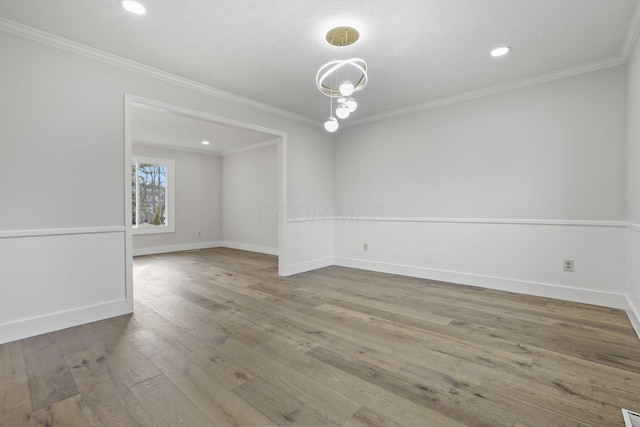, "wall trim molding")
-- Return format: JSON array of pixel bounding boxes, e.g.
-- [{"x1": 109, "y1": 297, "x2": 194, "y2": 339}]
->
[
  {"x1": 0, "y1": 18, "x2": 318, "y2": 127},
  {"x1": 0, "y1": 299, "x2": 131, "y2": 345},
  {"x1": 625, "y1": 295, "x2": 640, "y2": 341},
  {"x1": 283, "y1": 257, "x2": 334, "y2": 277},
  {"x1": 287, "y1": 216, "x2": 626, "y2": 227},
  {"x1": 219, "y1": 241, "x2": 279, "y2": 256},
  {"x1": 0, "y1": 226, "x2": 125, "y2": 239},
  {"x1": 287, "y1": 216, "x2": 337, "y2": 223},
  {"x1": 627, "y1": 222, "x2": 640, "y2": 233},
  {"x1": 334, "y1": 256, "x2": 626, "y2": 310}
]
